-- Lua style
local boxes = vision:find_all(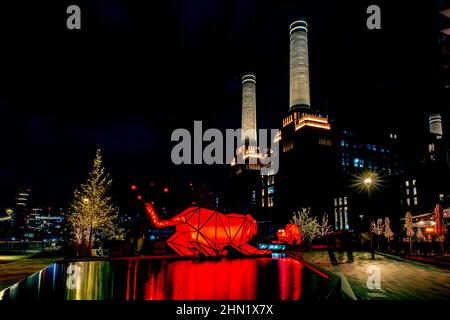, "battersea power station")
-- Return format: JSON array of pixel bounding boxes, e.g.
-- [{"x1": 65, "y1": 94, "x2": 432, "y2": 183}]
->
[
  {"x1": 228, "y1": 18, "x2": 450, "y2": 233},
  {"x1": 230, "y1": 19, "x2": 336, "y2": 228}
]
